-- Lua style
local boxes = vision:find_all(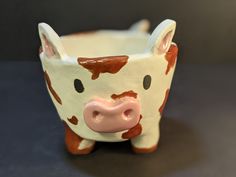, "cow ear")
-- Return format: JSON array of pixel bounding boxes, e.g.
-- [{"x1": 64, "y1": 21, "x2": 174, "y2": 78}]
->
[
  {"x1": 147, "y1": 19, "x2": 176, "y2": 55},
  {"x1": 38, "y1": 23, "x2": 67, "y2": 59},
  {"x1": 129, "y1": 19, "x2": 150, "y2": 32}
]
